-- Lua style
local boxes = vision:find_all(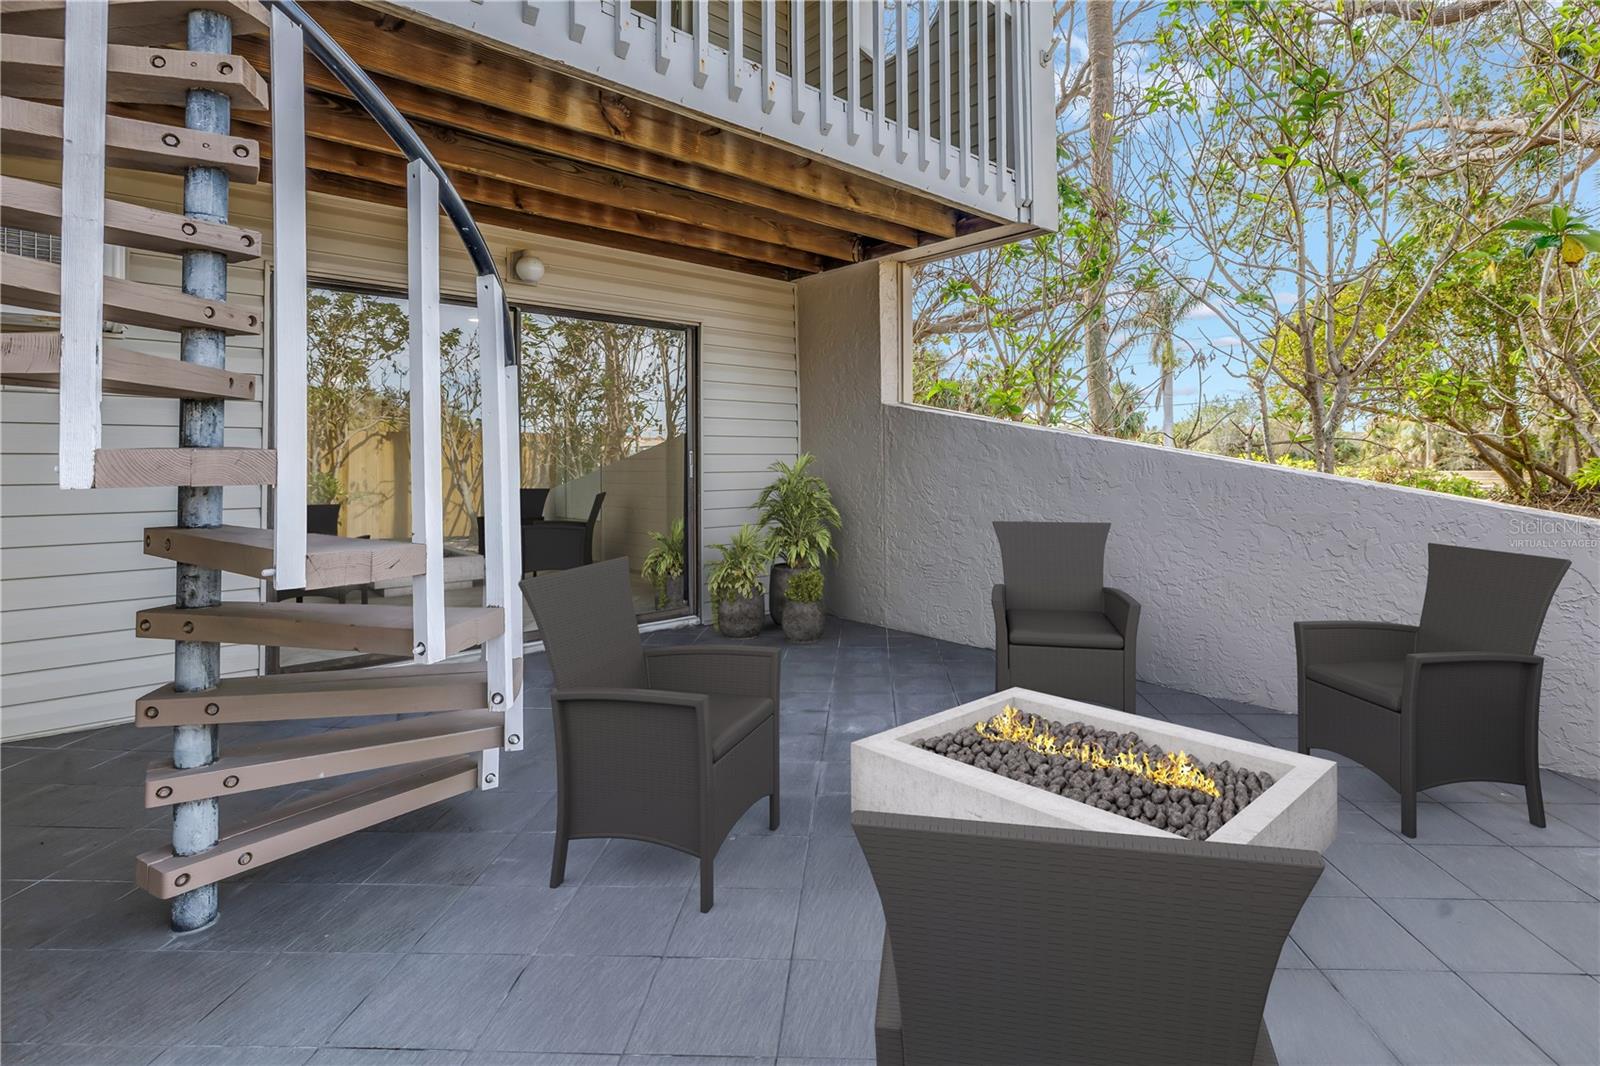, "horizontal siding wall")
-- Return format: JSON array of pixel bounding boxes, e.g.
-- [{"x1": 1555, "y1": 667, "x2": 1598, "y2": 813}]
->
[
  {"x1": 1, "y1": 159, "x2": 266, "y2": 741},
  {"x1": 2, "y1": 165, "x2": 798, "y2": 739}
]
